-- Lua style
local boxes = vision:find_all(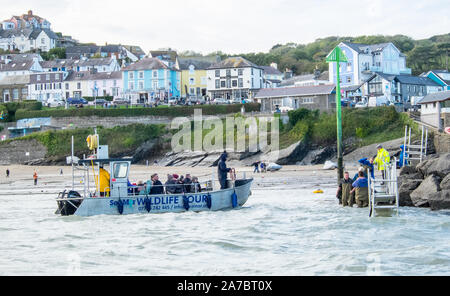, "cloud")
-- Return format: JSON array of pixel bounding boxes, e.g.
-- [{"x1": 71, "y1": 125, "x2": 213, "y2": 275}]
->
[{"x1": 1, "y1": 0, "x2": 448, "y2": 54}]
